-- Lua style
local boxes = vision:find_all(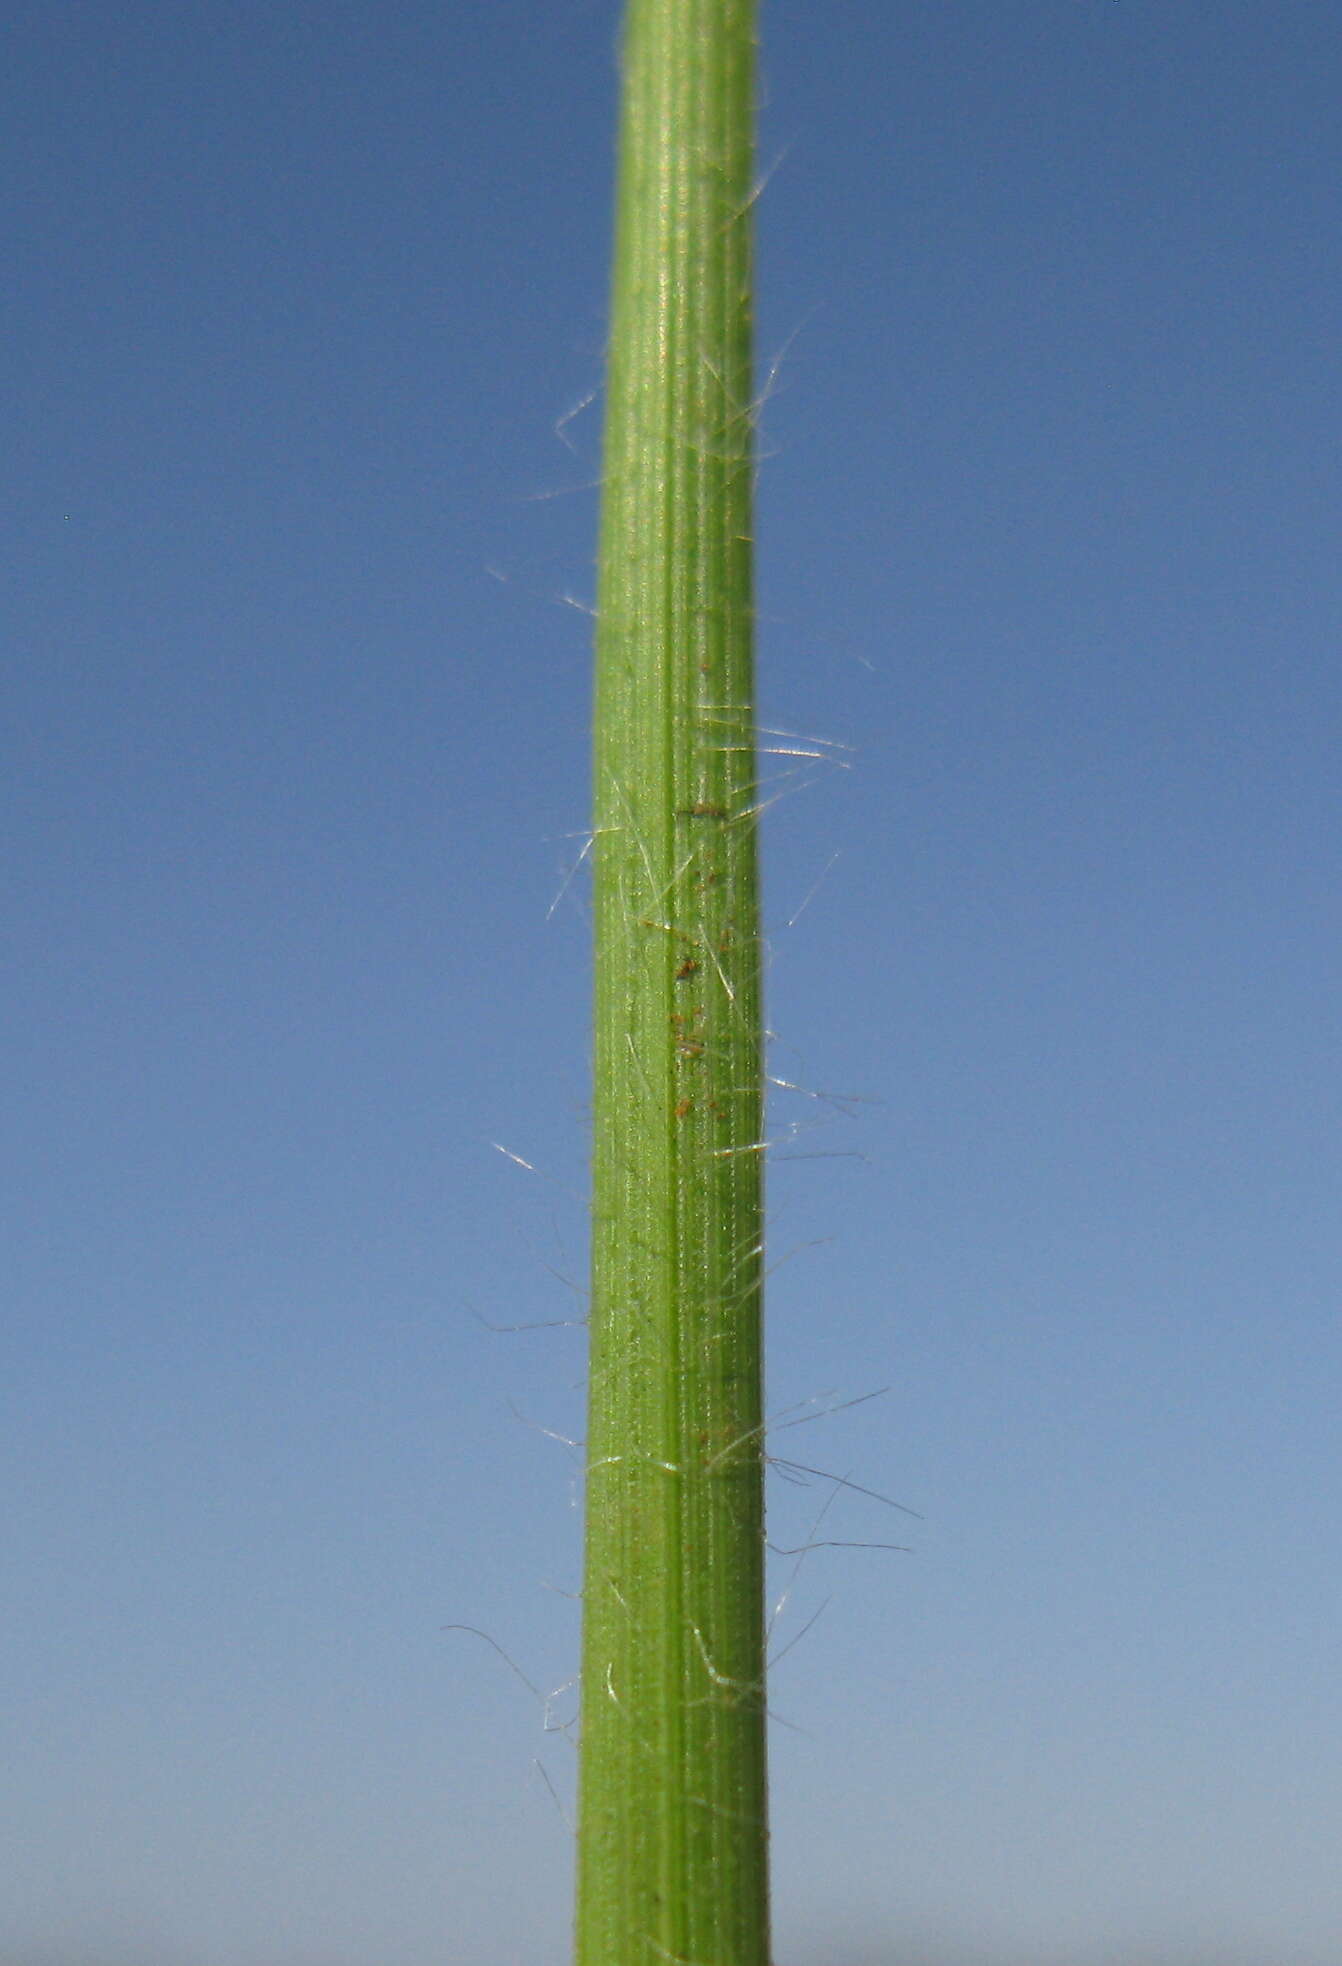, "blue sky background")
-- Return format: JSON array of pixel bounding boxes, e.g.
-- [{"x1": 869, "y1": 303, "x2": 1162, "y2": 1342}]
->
[{"x1": 5, "y1": 3, "x2": 1340, "y2": 1962}]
